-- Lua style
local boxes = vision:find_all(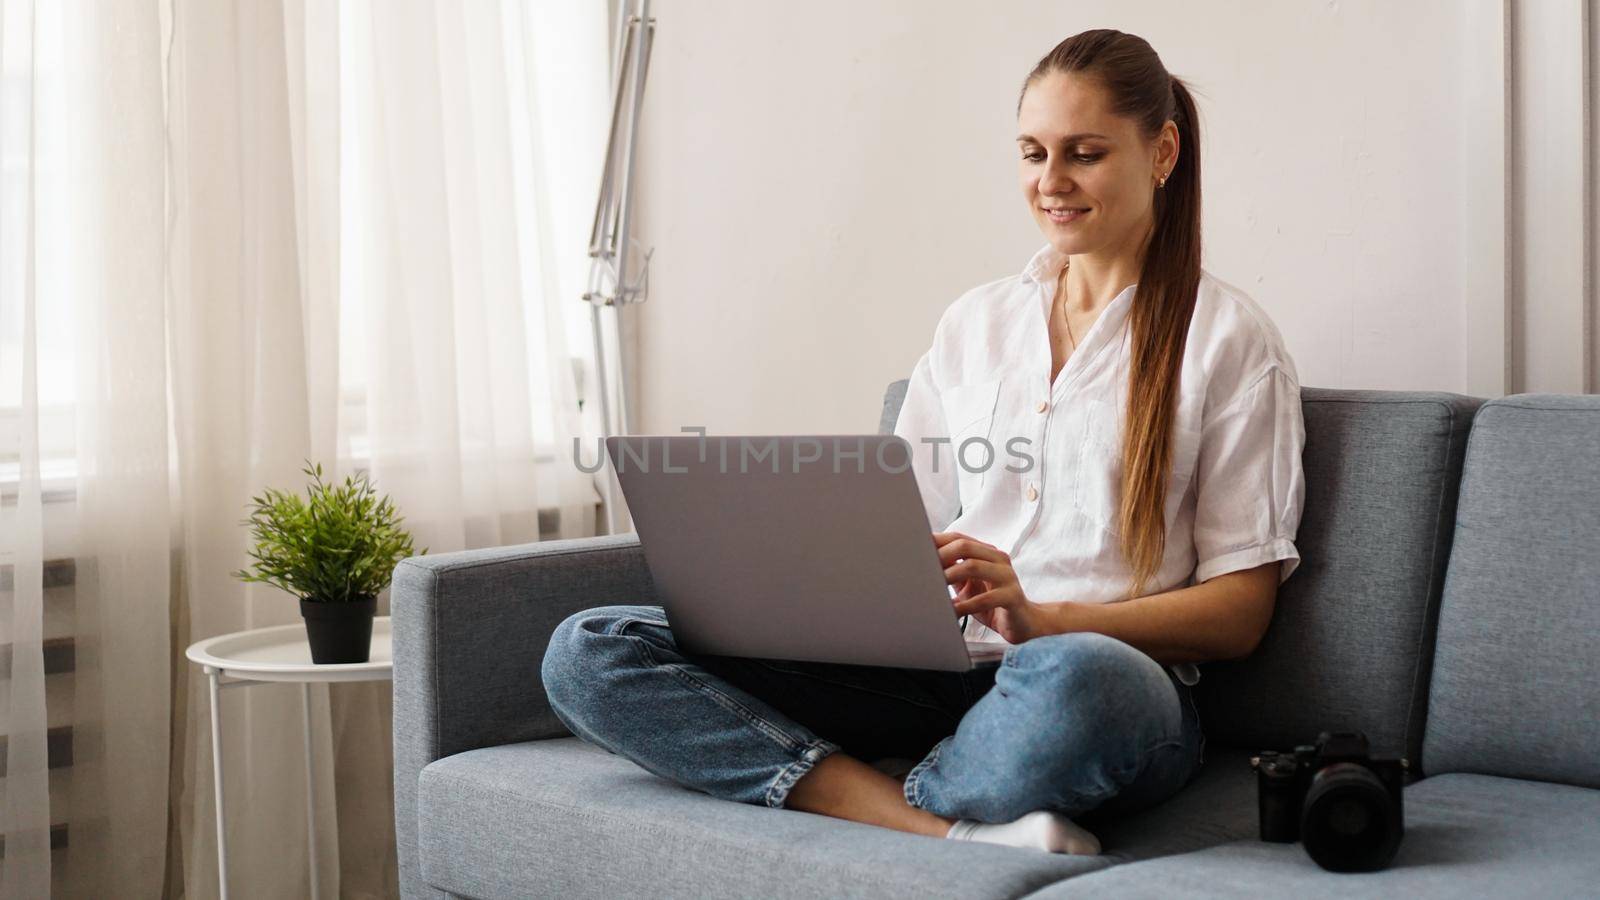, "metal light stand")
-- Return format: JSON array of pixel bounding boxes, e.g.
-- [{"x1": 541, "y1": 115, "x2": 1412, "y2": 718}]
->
[{"x1": 583, "y1": 0, "x2": 655, "y2": 536}]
